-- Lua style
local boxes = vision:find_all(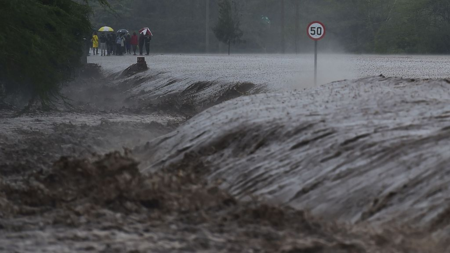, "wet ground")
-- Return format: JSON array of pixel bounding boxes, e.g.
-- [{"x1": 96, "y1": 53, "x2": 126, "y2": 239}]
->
[{"x1": 1, "y1": 54, "x2": 450, "y2": 252}]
